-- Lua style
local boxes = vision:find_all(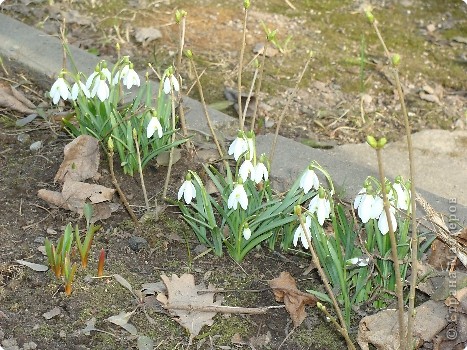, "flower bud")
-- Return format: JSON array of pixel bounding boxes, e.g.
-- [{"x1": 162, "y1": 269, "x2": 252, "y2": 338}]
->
[
  {"x1": 365, "y1": 10, "x2": 375, "y2": 24},
  {"x1": 107, "y1": 137, "x2": 114, "y2": 152},
  {"x1": 377, "y1": 137, "x2": 387, "y2": 148},
  {"x1": 243, "y1": 0, "x2": 250, "y2": 10},
  {"x1": 184, "y1": 50, "x2": 193, "y2": 59},
  {"x1": 366, "y1": 135, "x2": 378, "y2": 149},
  {"x1": 294, "y1": 205, "x2": 302, "y2": 216},
  {"x1": 391, "y1": 54, "x2": 401, "y2": 67}
]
